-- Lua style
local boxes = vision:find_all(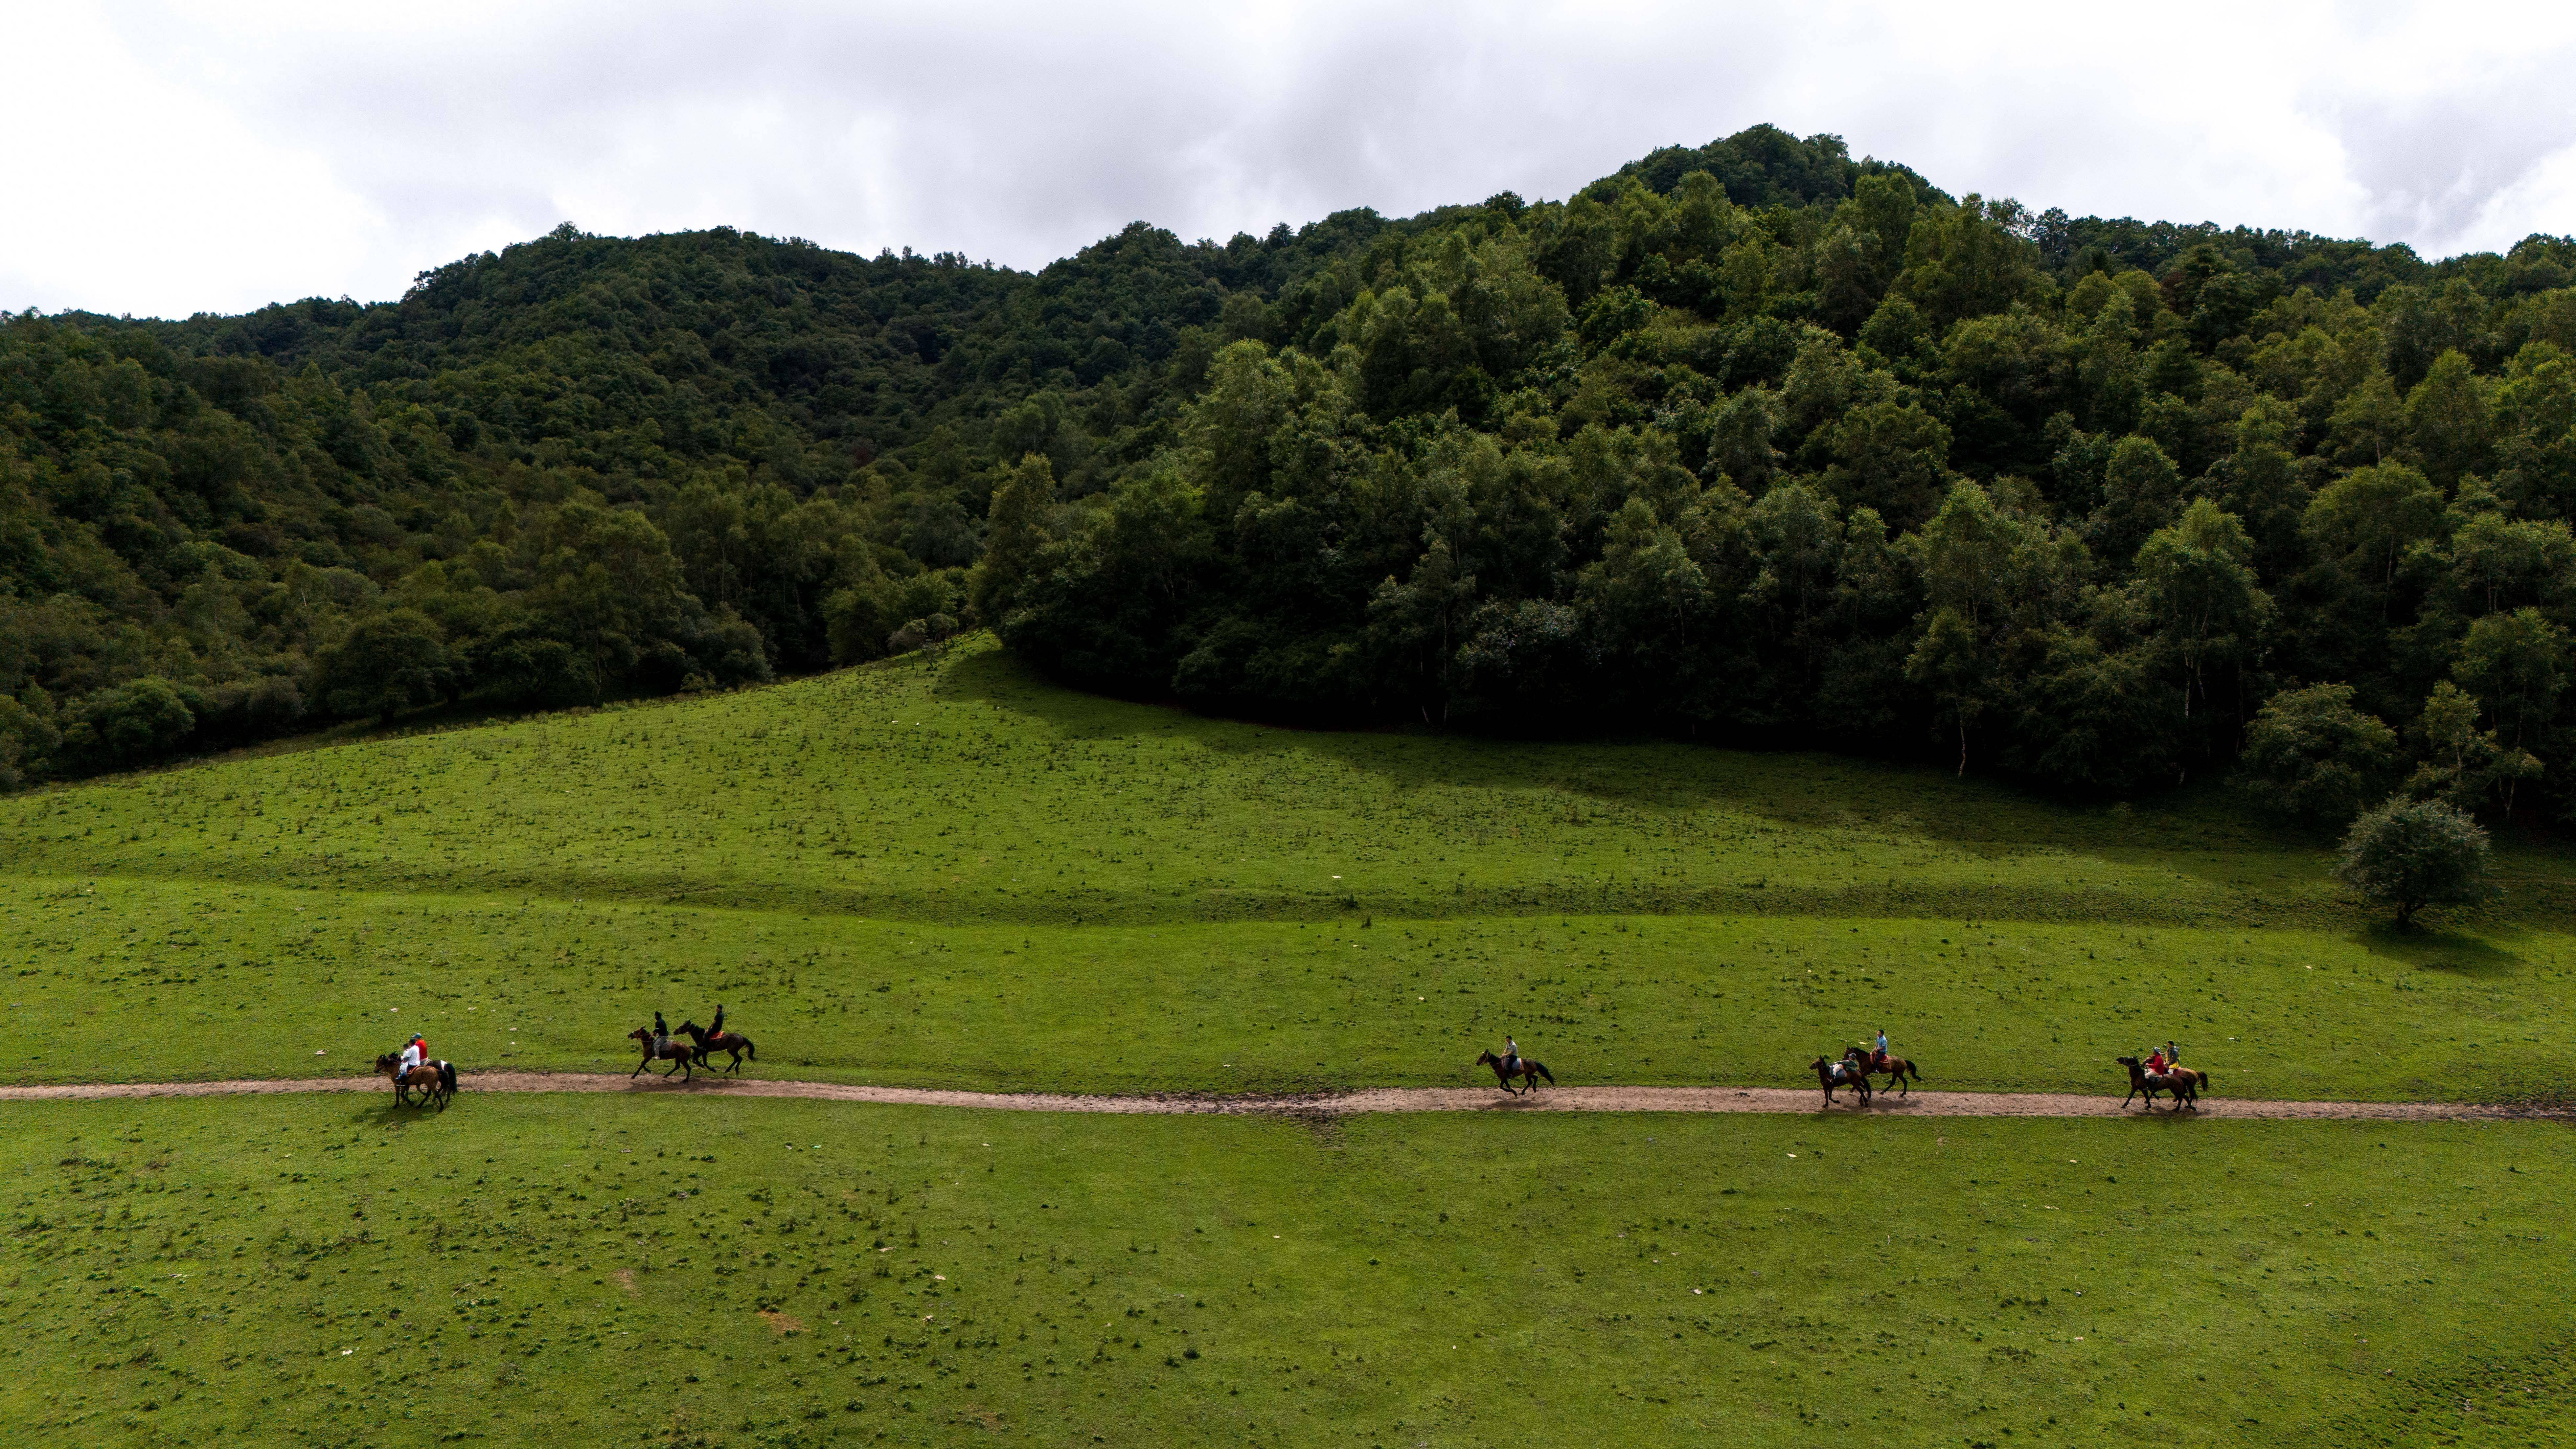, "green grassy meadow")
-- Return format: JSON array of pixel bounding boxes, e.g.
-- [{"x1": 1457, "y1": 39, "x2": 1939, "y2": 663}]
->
[
  {"x1": 6, "y1": 1093, "x2": 2569, "y2": 1449},
  {"x1": 3, "y1": 639, "x2": 2571, "y2": 1102},
  {"x1": 7, "y1": 873, "x2": 2573, "y2": 1101},
  {"x1": 9, "y1": 638, "x2": 2568, "y2": 931},
  {"x1": 6, "y1": 640, "x2": 2576, "y2": 1446}
]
